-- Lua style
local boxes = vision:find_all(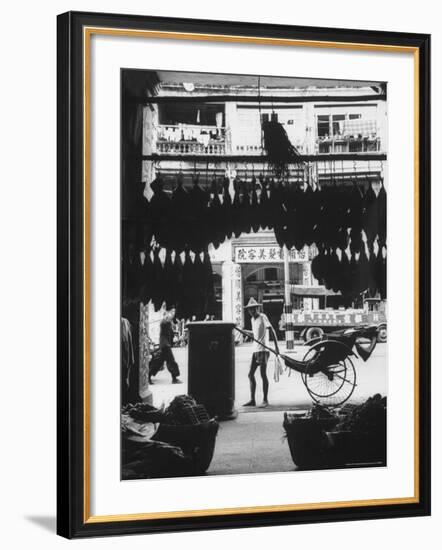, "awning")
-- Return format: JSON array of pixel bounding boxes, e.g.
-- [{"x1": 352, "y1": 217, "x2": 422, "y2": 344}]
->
[
  {"x1": 342, "y1": 118, "x2": 377, "y2": 137},
  {"x1": 290, "y1": 285, "x2": 341, "y2": 297}
]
